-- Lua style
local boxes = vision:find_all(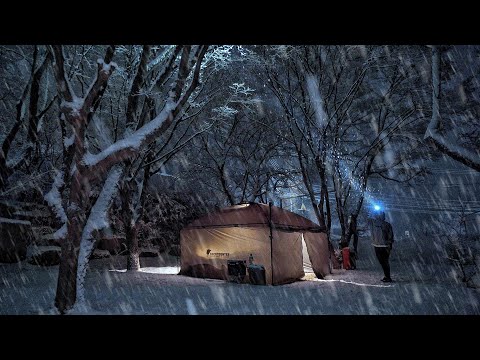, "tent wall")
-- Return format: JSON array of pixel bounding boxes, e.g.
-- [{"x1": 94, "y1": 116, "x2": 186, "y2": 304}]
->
[
  {"x1": 180, "y1": 227, "x2": 307, "y2": 285},
  {"x1": 303, "y1": 232, "x2": 330, "y2": 278},
  {"x1": 271, "y1": 230, "x2": 304, "y2": 284},
  {"x1": 180, "y1": 227, "x2": 272, "y2": 282}
]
